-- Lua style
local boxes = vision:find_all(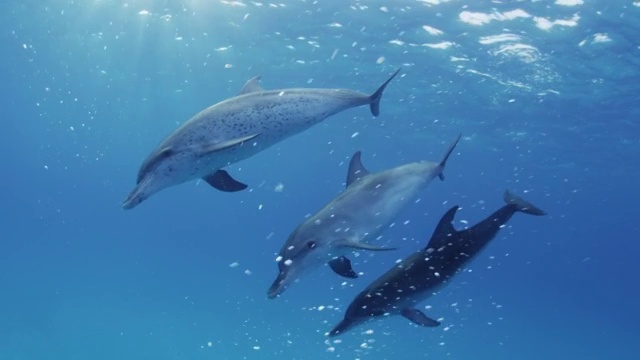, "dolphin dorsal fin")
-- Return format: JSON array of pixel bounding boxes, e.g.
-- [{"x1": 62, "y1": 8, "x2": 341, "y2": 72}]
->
[
  {"x1": 425, "y1": 206, "x2": 459, "y2": 250},
  {"x1": 239, "y1": 75, "x2": 264, "y2": 95},
  {"x1": 346, "y1": 151, "x2": 370, "y2": 187}
]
